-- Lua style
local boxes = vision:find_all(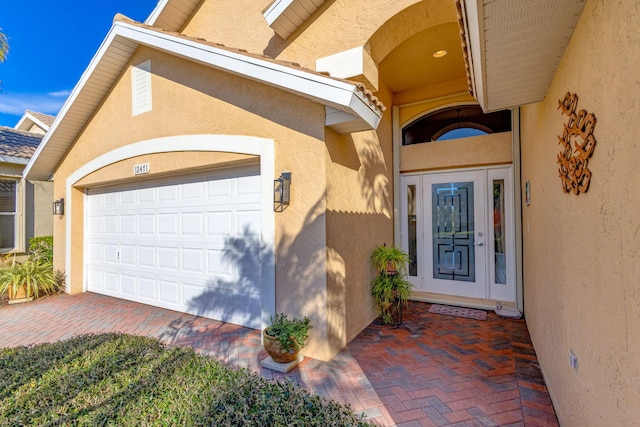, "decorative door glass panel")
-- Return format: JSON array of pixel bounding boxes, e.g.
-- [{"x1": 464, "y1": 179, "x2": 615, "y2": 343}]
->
[
  {"x1": 407, "y1": 184, "x2": 418, "y2": 276},
  {"x1": 432, "y1": 182, "x2": 475, "y2": 282},
  {"x1": 493, "y1": 179, "x2": 507, "y2": 284}
]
